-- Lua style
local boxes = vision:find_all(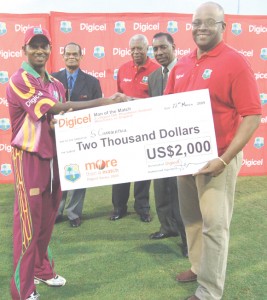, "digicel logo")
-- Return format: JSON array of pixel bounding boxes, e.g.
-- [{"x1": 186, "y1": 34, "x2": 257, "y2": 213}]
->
[
  {"x1": 58, "y1": 114, "x2": 91, "y2": 128},
  {"x1": 249, "y1": 25, "x2": 267, "y2": 34},
  {"x1": 15, "y1": 24, "x2": 42, "y2": 33},
  {"x1": 80, "y1": 23, "x2": 107, "y2": 32},
  {"x1": 85, "y1": 159, "x2": 117, "y2": 170},
  {"x1": 133, "y1": 22, "x2": 160, "y2": 32}
]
